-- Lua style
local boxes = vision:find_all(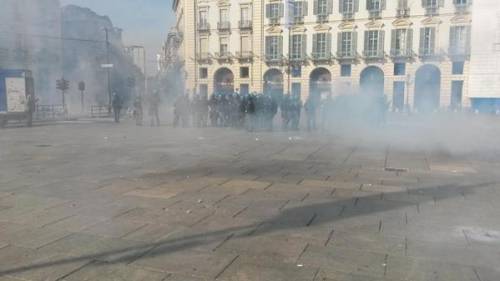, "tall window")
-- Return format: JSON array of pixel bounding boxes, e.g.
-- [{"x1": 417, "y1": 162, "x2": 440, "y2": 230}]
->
[
  {"x1": 199, "y1": 37, "x2": 209, "y2": 57},
  {"x1": 317, "y1": 0, "x2": 328, "y2": 14},
  {"x1": 423, "y1": 0, "x2": 439, "y2": 15},
  {"x1": 313, "y1": 33, "x2": 330, "y2": 58},
  {"x1": 367, "y1": 0, "x2": 382, "y2": 11},
  {"x1": 365, "y1": 30, "x2": 383, "y2": 57},
  {"x1": 338, "y1": 32, "x2": 357, "y2": 57},
  {"x1": 266, "y1": 36, "x2": 282, "y2": 60},
  {"x1": 241, "y1": 36, "x2": 251, "y2": 54},
  {"x1": 266, "y1": 3, "x2": 283, "y2": 23},
  {"x1": 290, "y1": 34, "x2": 305, "y2": 60},
  {"x1": 220, "y1": 37, "x2": 229, "y2": 55},
  {"x1": 293, "y1": 1, "x2": 307, "y2": 23},
  {"x1": 241, "y1": 7, "x2": 249, "y2": 22},
  {"x1": 199, "y1": 10, "x2": 208, "y2": 29},
  {"x1": 398, "y1": 0, "x2": 408, "y2": 8},
  {"x1": 314, "y1": 0, "x2": 332, "y2": 22},
  {"x1": 220, "y1": 8, "x2": 228, "y2": 23},
  {"x1": 449, "y1": 26, "x2": 470, "y2": 55},
  {"x1": 420, "y1": 27, "x2": 436, "y2": 55},
  {"x1": 454, "y1": 0, "x2": 469, "y2": 5},
  {"x1": 391, "y1": 29, "x2": 413, "y2": 56},
  {"x1": 340, "y1": 0, "x2": 357, "y2": 19}
]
